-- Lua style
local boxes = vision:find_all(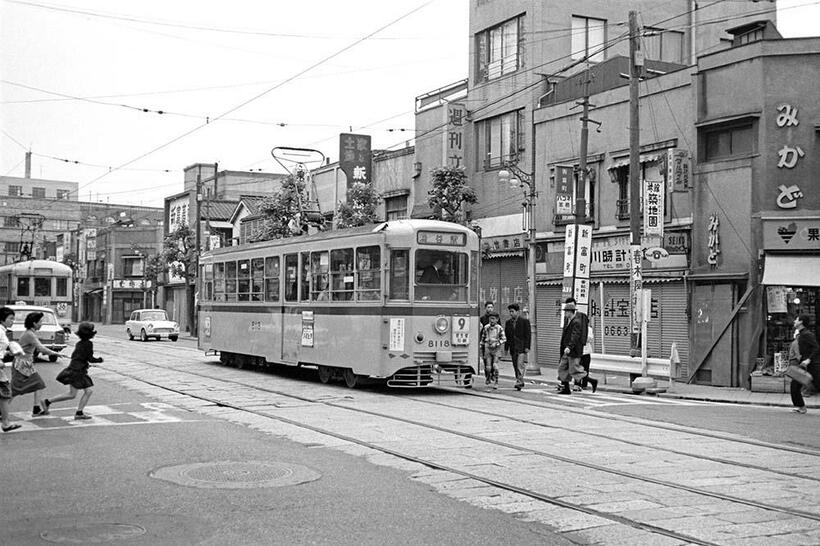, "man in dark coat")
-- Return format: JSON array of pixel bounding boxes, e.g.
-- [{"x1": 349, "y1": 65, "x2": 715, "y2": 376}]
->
[
  {"x1": 419, "y1": 258, "x2": 446, "y2": 284},
  {"x1": 791, "y1": 314, "x2": 820, "y2": 413},
  {"x1": 557, "y1": 301, "x2": 588, "y2": 394},
  {"x1": 504, "y1": 302, "x2": 531, "y2": 390}
]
